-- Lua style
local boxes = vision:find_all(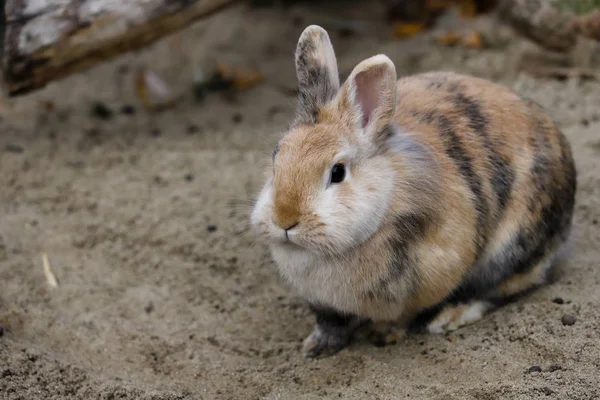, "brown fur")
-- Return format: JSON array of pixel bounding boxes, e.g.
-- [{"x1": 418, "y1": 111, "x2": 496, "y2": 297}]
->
[
  {"x1": 330, "y1": 79, "x2": 571, "y2": 312},
  {"x1": 254, "y1": 26, "x2": 576, "y2": 357}
]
